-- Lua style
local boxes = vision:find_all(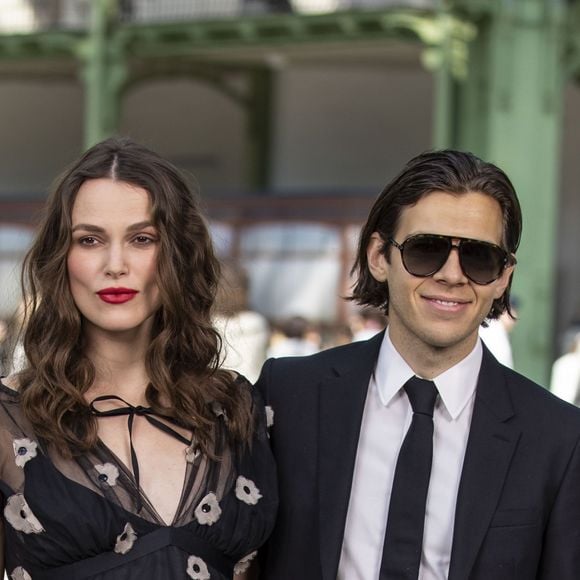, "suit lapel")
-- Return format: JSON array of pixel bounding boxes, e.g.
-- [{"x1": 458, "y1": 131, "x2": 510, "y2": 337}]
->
[
  {"x1": 448, "y1": 347, "x2": 521, "y2": 580},
  {"x1": 318, "y1": 332, "x2": 384, "y2": 580}
]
